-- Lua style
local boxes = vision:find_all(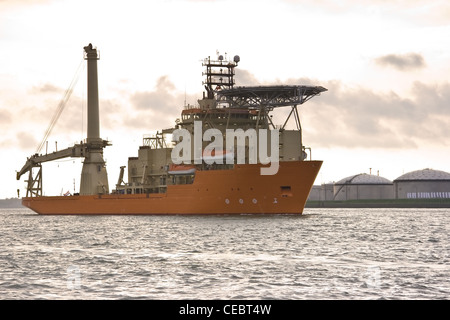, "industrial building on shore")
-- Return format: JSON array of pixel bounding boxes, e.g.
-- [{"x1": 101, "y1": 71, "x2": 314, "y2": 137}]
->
[
  {"x1": 393, "y1": 169, "x2": 450, "y2": 200},
  {"x1": 308, "y1": 168, "x2": 450, "y2": 204}
]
